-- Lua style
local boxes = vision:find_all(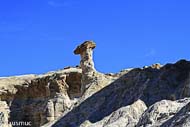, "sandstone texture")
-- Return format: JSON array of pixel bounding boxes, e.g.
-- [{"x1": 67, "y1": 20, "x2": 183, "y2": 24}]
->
[
  {"x1": 0, "y1": 68, "x2": 82, "y2": 127},
  {"x1": 0, "y1": 41, "x2": 190, "y2": 127}
]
